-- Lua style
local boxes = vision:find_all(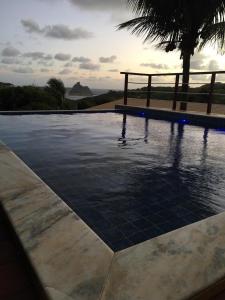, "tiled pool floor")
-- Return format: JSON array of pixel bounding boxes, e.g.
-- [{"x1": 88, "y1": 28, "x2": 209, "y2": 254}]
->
[{"x1": 0, "y1": 113, "x2": 225, "y2": 250}]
